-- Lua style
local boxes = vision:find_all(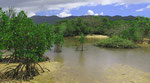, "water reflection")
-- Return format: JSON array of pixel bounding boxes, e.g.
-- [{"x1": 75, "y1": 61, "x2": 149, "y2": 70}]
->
[{"x1": 79, "y1": 51, "x2": 85, "y2": 66}]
